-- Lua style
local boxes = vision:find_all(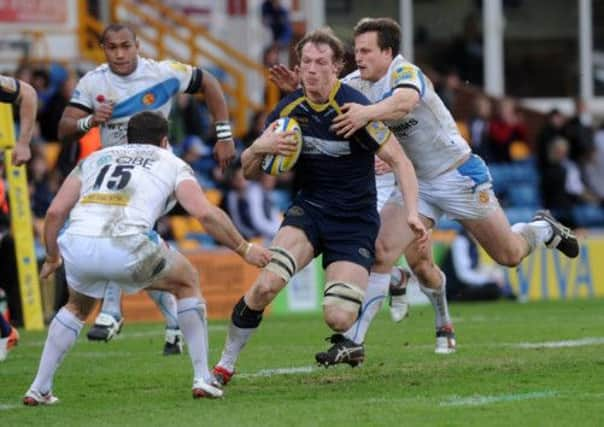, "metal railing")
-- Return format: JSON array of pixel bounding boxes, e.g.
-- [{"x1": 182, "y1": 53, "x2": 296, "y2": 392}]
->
[{"x1": 78, "y1": 0, "x2": 279, "y2": 137}]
